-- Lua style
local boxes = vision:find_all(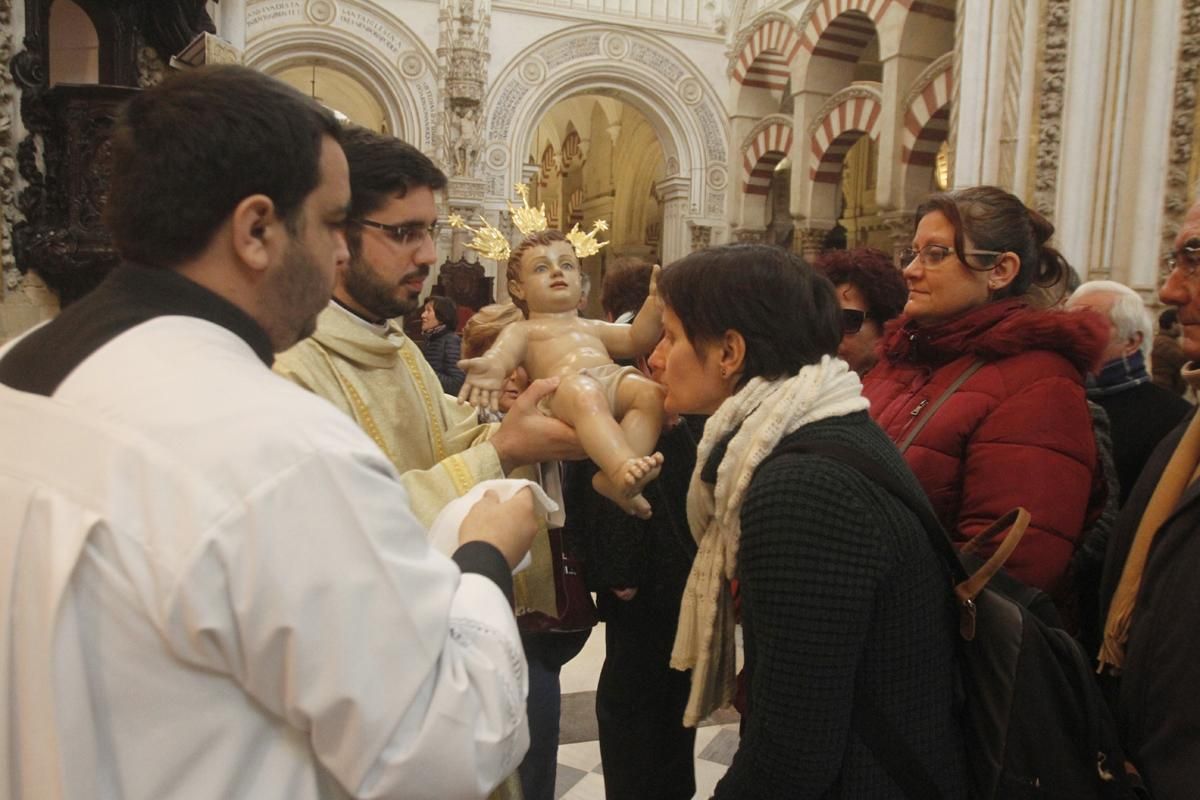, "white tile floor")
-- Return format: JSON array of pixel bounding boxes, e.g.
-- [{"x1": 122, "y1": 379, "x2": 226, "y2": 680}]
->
[{"x1": 553, "y1": 623, "x2": 740, "y2": 800}]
